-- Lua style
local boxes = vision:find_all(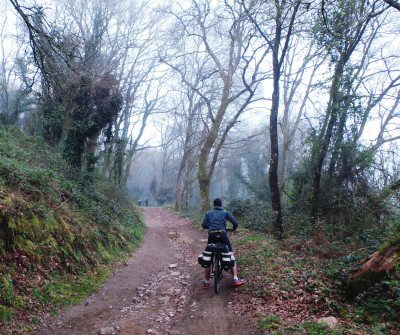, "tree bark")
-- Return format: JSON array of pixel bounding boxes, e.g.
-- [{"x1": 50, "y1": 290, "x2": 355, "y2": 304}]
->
[
  {"x1": 198, "y1": 96, "x2": 227, "y2": 213},
  {"x1": 269, "y1": 52, "x2": 284, "y2": 239},
  {"x1": 175, "y1": 96, "x2": 197, "y2": 212},
  {"x1": 244, "y1": 0, "x2": 301, "y2": 239},
  {"x1": 345, "y1": 232, "x2": 400, "y2": 299},
  {"x1": 311, "y1": 58, "x2": 345, "y2": 222},
  {"x1": 176, "y1": 146, "x2": 190, "y2": 212},
  {"x1": 384, "y1": 0, "x2": 400, "y2": 11}
]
